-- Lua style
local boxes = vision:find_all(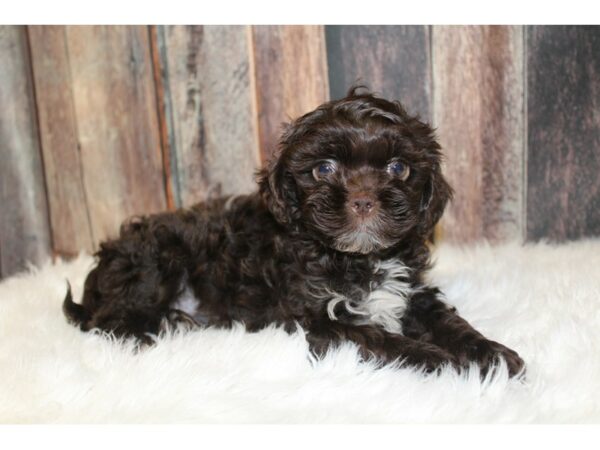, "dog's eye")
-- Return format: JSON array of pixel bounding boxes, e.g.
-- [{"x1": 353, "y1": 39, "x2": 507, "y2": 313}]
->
[
  {"x1": 387, "y1": 161, "x2": 410, "y2": 180},
  {"x1": 313, "y1": 161, "x2": 337, "y2": 180}
]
